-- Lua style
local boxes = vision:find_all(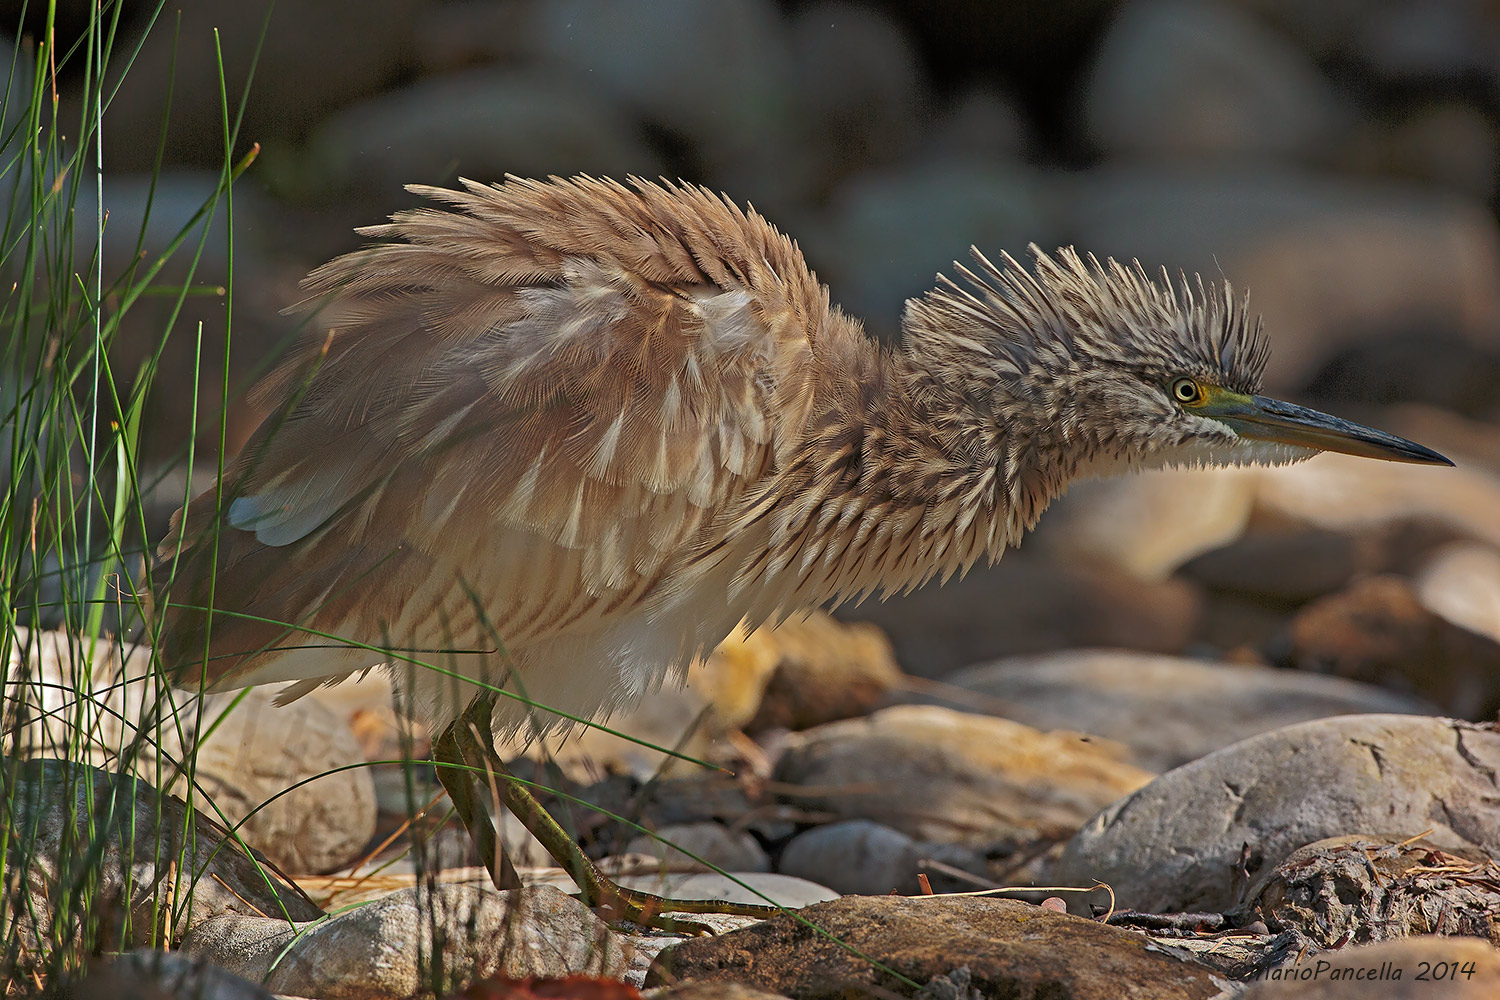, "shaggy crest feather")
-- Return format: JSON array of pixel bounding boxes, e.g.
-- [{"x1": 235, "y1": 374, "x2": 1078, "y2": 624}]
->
[{"x1": 905, "y1": 245, "x2": 1270, "y2": 396}]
